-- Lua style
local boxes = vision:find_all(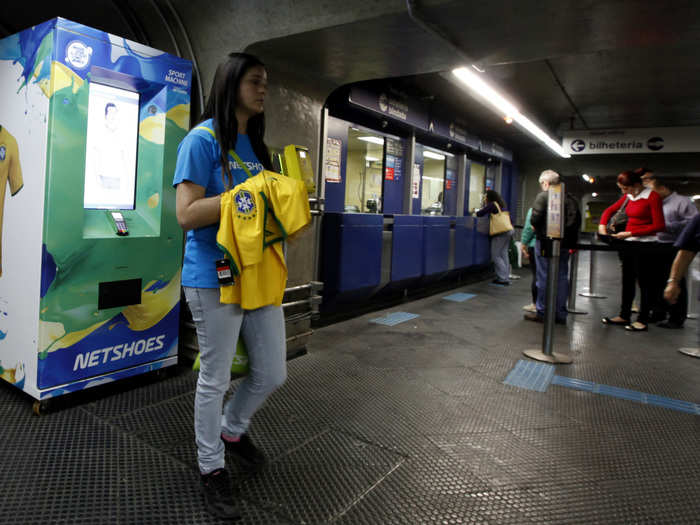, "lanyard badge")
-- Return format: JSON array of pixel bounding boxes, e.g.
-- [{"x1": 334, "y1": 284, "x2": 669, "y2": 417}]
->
[{"x1": 215, "y1": 258, "x2": 234, "y2": 285}]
